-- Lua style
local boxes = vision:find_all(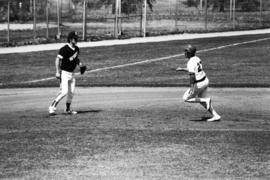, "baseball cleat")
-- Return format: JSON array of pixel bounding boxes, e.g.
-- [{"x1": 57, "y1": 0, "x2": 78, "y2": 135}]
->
[
  {"x1": 49, "y1": 106, "x2": 56, "y2": 115},
  {"x1": 205, "y1": 98, "x2": 211, "y2": 110},
  {"x1": 65, "y1": 109, "x2": 77, "y2": 115},
  {"x1": 207, "y1": 115, "x2": 221, "y2": 122}
]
